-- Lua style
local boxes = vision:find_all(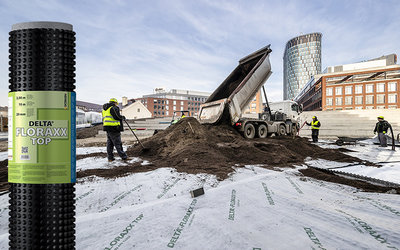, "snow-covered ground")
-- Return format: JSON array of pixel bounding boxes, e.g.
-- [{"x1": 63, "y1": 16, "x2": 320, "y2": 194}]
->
[{"x1": 0, "y1": 141, "x2": 399, "y2": 249}]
